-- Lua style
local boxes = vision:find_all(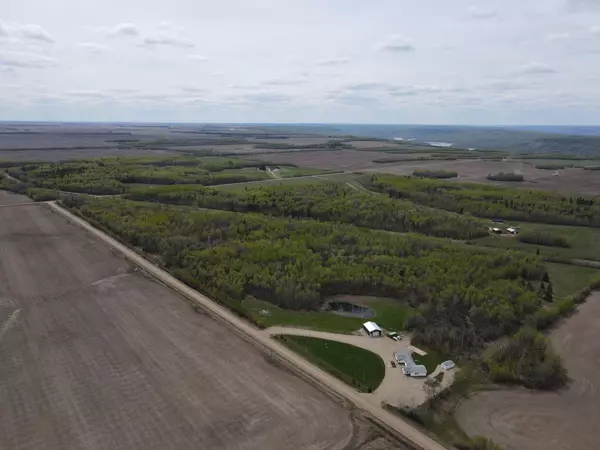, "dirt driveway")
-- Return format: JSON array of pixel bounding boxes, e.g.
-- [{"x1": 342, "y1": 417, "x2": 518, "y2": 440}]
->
[
  {"x1": 265, "y1": 327, "x2": 448, "y2": 408},
  {"x1": 456, "y1": 293, "x2": 600, "y2": 450}
]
